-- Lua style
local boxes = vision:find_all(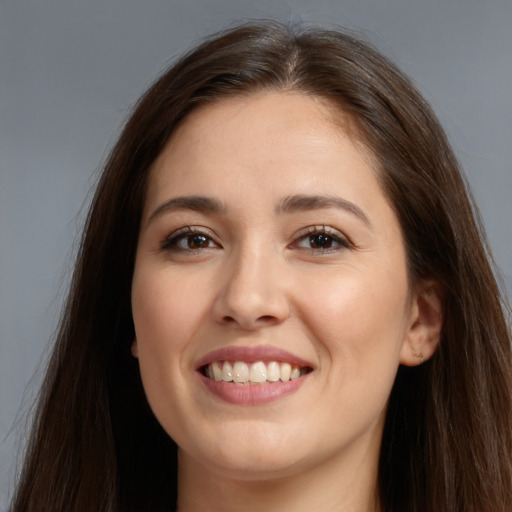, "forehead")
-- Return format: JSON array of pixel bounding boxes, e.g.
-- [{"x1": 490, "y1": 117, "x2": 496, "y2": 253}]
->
[
  {"x1": 170, "y1": 91, "x2": 355, "y2": 143},
  {"x1": 146, "y1": 92, "x2": 379, "y2": 205}
]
